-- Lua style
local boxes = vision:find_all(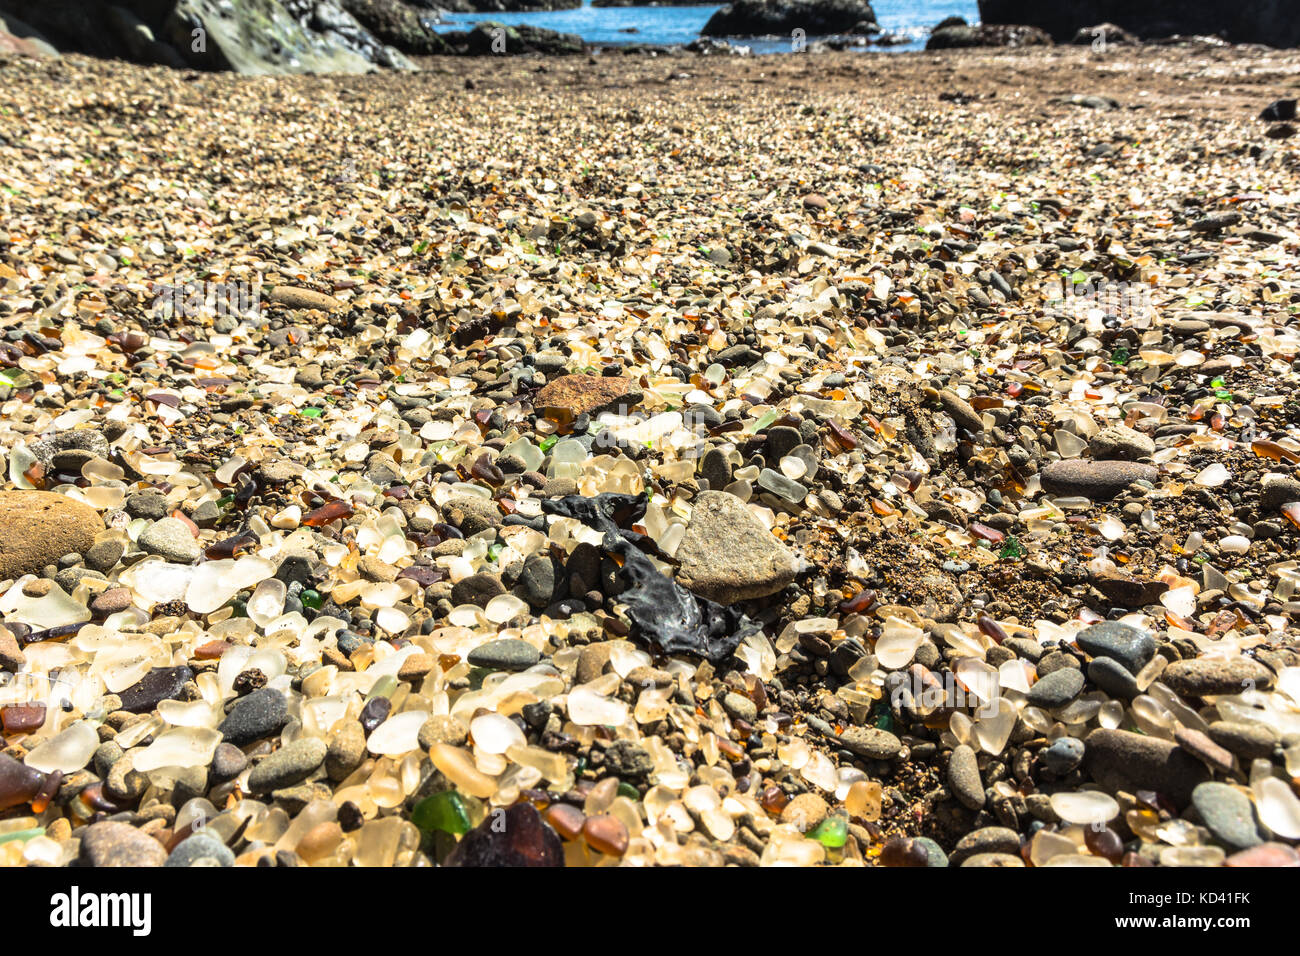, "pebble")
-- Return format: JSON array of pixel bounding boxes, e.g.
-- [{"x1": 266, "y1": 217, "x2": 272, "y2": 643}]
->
[
  {"x1": 118, "y1": 666, "x2": 194, "y2": 713},
  {"x1": 219, "y1": 688, "x2": 289, "y2": 745},
  {"x1": 1074, "y1": 621, "x2": 1156, "y2": 674},
  {"x1": 1173, "y1": 727, "x2": 1235, "y2": 774},
  {"x1": 248, "y1": 738, "x2": 328, "y2": 793},
  {"x1": 838, "y1": 727, "x2": 902, "y2": 760},
  {"x1": 1207, "y1": 720, "x2": 1278, "y2": 760},
  {"x1": 673, "y1": 491, "x2": 799, "y2": 603},
  {"x1": 450, "y1": 572, "x2": 506, "y2": 608},
  {"x1": 137, "y1": 517, "x2": 201, "y2": 563},
  {"x1": 947, "y1": 744, "x2": 985, "y2": 809},
  {"x1": 1084, "y1": 729, "x2": 1209, "y2": 807},
  {"x1": 166, "y1": 832, "x2": 236, "y2": 867},
  {"x1": 417, "y1": 715, "x2": 468, "y2": 750},
  {"x1": 267, "y1": 285, "x2": 344, "y2": 311},
  {"x1": 0, "y1": 490, "x2": 104, "y2": 580},
  {"x1": 950, "y1": 826, "x2": 1021, "y2": 865},
  {"x1": 1088, "y1": 424, "x2": 1155, "y2": 461},
  {"x1": 535, "y1": 374, "x2": 638, "y2": 417},
  {"x1": 211, "y1": 743, "x2": 249, "y2": 782},
  {"x1": 1087, "y1": 656, "x2": 1140, "y2": 700},
  {"x1": 1025, "y1": 667, "x2": 1085, "y2": 709},
  {"x1": 1039, "y1": 460, "x2": 1159, "y2": 500},
  {"x1": 1192, "y1": 783, "x2": 1265, "y2": 850},
  {"x1": 938, "y1": 390, "x2": 985, "y2": 434},
  {"x1": 78, "y1": 821, "x2": 167, "y2": 867},
  {"x1": 326, "y1": 721, "x2": 367, "y2": 782},
  {"x1": 1260, "y1": 474, "x2": 1300, "y2": 512},
  {"x1": 1040, "y1": 736, "x2": 1085, "y2": 774},
  {"x1": 466, "y1": 638, "x2": 541, "y2": 672},
  {"x1": 780, "y1": 793, "x2": 829, "y2": 832},
  {"x1": 1162, "y1": 658, "x2": 1275, "y2": 697}
]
